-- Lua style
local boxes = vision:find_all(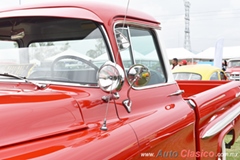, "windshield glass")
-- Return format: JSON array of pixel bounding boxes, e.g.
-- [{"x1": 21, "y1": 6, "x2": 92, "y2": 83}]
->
[
  {"x1": 173, "y1": 72, "x2": 201, "y2": 80},
  {"x1": 0, "y1": 18, "x2": 110, "y2": 86},
  {"x1": 228, "y1": 60, "x2": 240, "y2": 68}
]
